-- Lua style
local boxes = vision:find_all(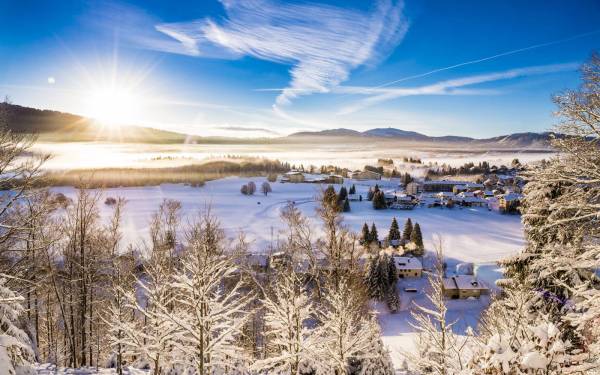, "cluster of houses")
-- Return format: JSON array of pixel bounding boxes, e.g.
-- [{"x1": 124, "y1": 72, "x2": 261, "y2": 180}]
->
[
  {"x1": 281, "y1": 171, "x2": 344, "y2": 184},
  {"x1": 246, "y1": 251, "x2": 489, "y2": 300}
]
